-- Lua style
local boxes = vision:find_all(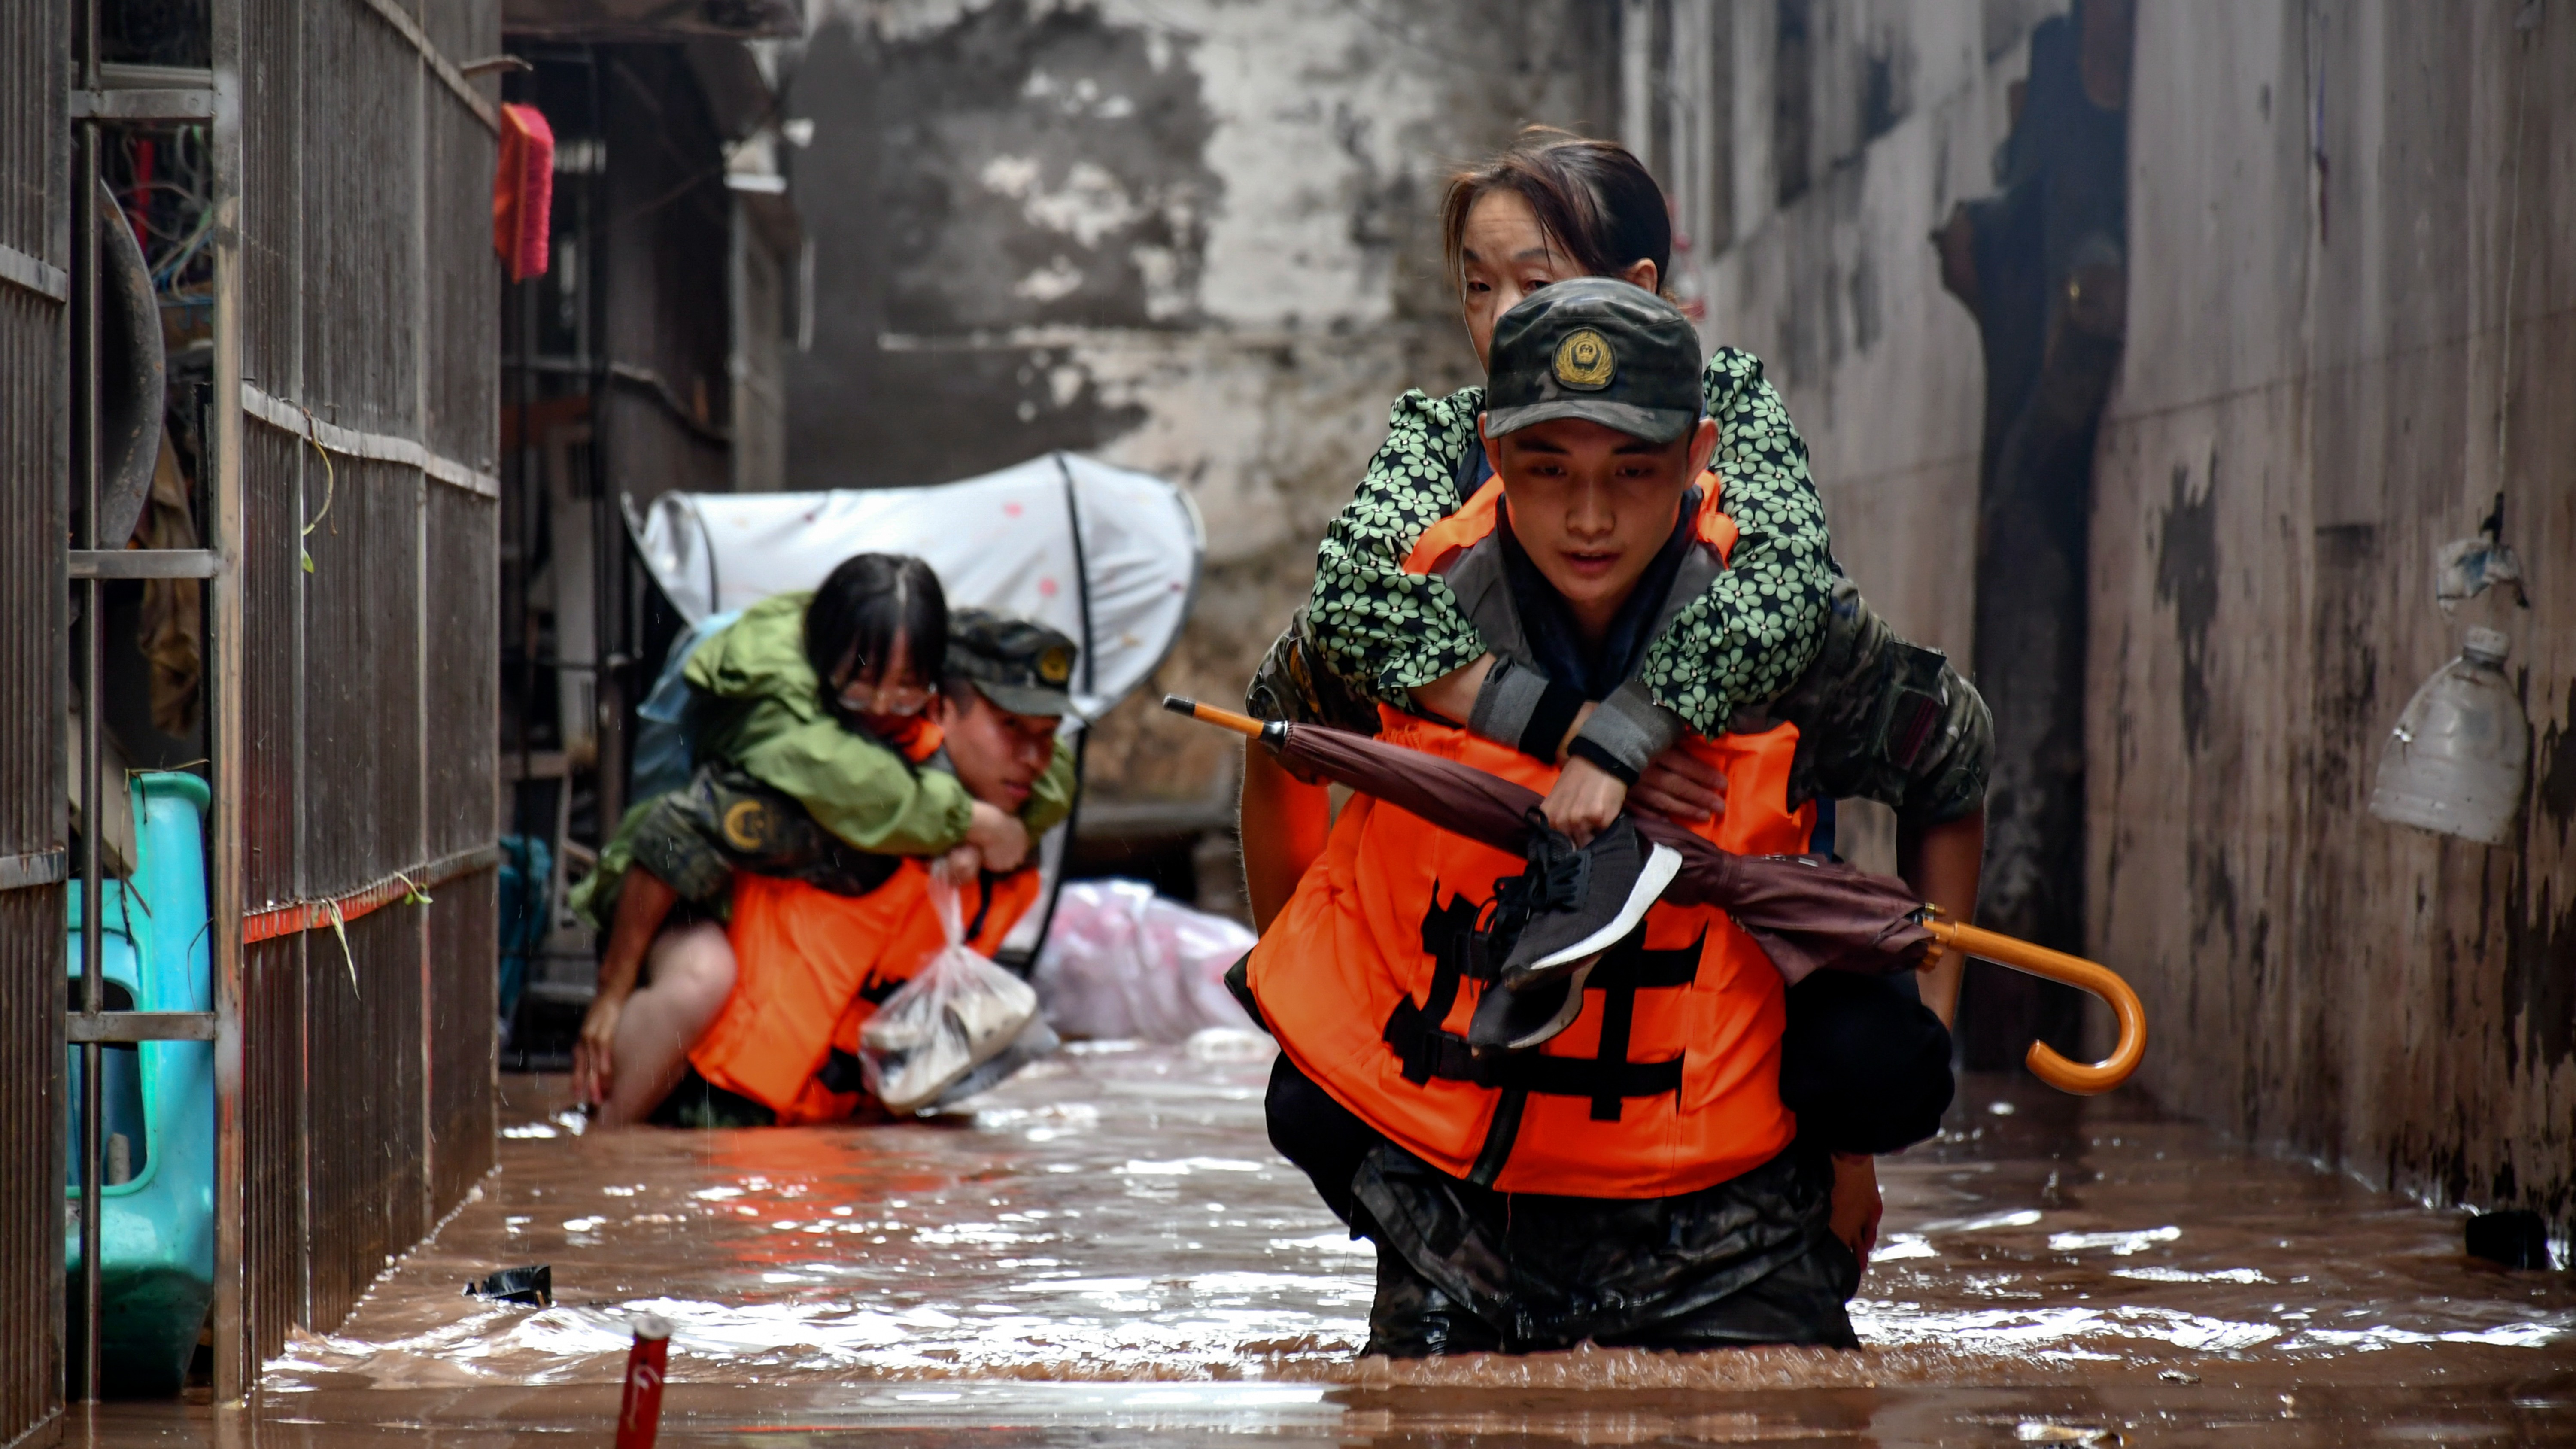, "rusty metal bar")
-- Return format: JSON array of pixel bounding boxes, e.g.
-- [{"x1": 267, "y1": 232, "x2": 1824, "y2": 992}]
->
[
  {"x1": 68, "y1": 89, "x2": 215, "y2": 122},
  {"x1": 208, "y1": 0, "x2": 249, "y2": 1405},
  {"x1": 347, "y1": 0, "x2": 499, "y2": 133},
  {"x1": 0, "y1": 852, "x2": 65, "y2": 893},
  {"x1": 68, "y1": 0, "x2": 103, "y2": 1402},
  {"x1": 241, "y1": 382, "x2": 500, "y2": 498},
  {"x1": 240, "y1": 846, "x2": 499, "y2": 945},
  {"x1": 410, "y1": 33, "x2": 434, "y2": 1236},
  {"x1": 66, "y1": 549, "x2": 223, "y2": 580},
  {"x1": 67, "y1": 1013, "x2": 218, "y2": 1045},
  {"x1": 284, "y1": 0, "x2": 313, "y2": 1349},
  {"x1": 0, "y1": 244, "x2": 67, "y2": 303},
  {"x1": 95, "y1": 63, "x2": 214, "y2": 90}
]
